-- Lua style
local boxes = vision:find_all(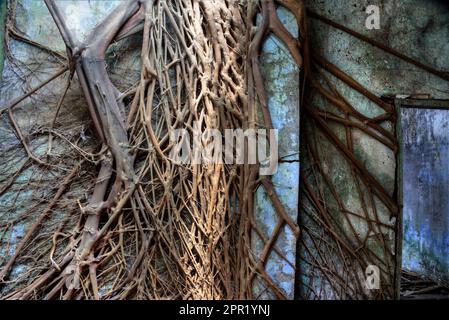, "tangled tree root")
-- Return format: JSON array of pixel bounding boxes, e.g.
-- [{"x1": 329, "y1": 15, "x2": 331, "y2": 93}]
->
[{"x1": 0, "y1": 0, "x2": 304, "y2": 300}]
